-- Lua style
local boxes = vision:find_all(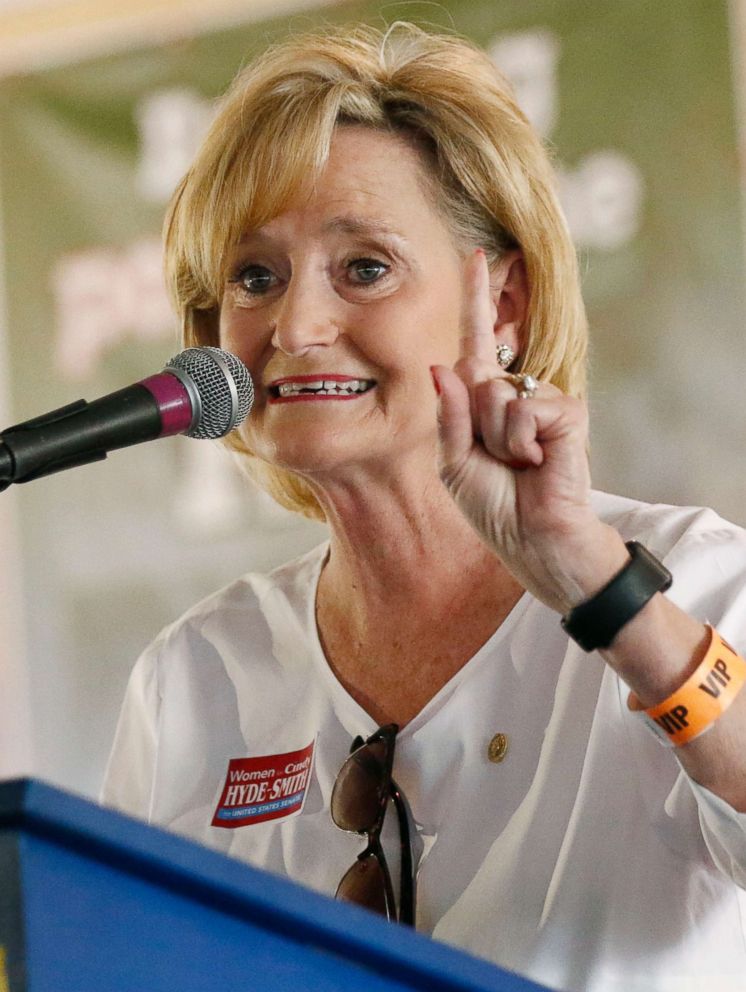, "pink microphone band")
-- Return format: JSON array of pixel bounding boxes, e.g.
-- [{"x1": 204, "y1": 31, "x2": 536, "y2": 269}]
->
[{"x1": 139, "y1": 373, "x2": 194, "y2": 437}]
